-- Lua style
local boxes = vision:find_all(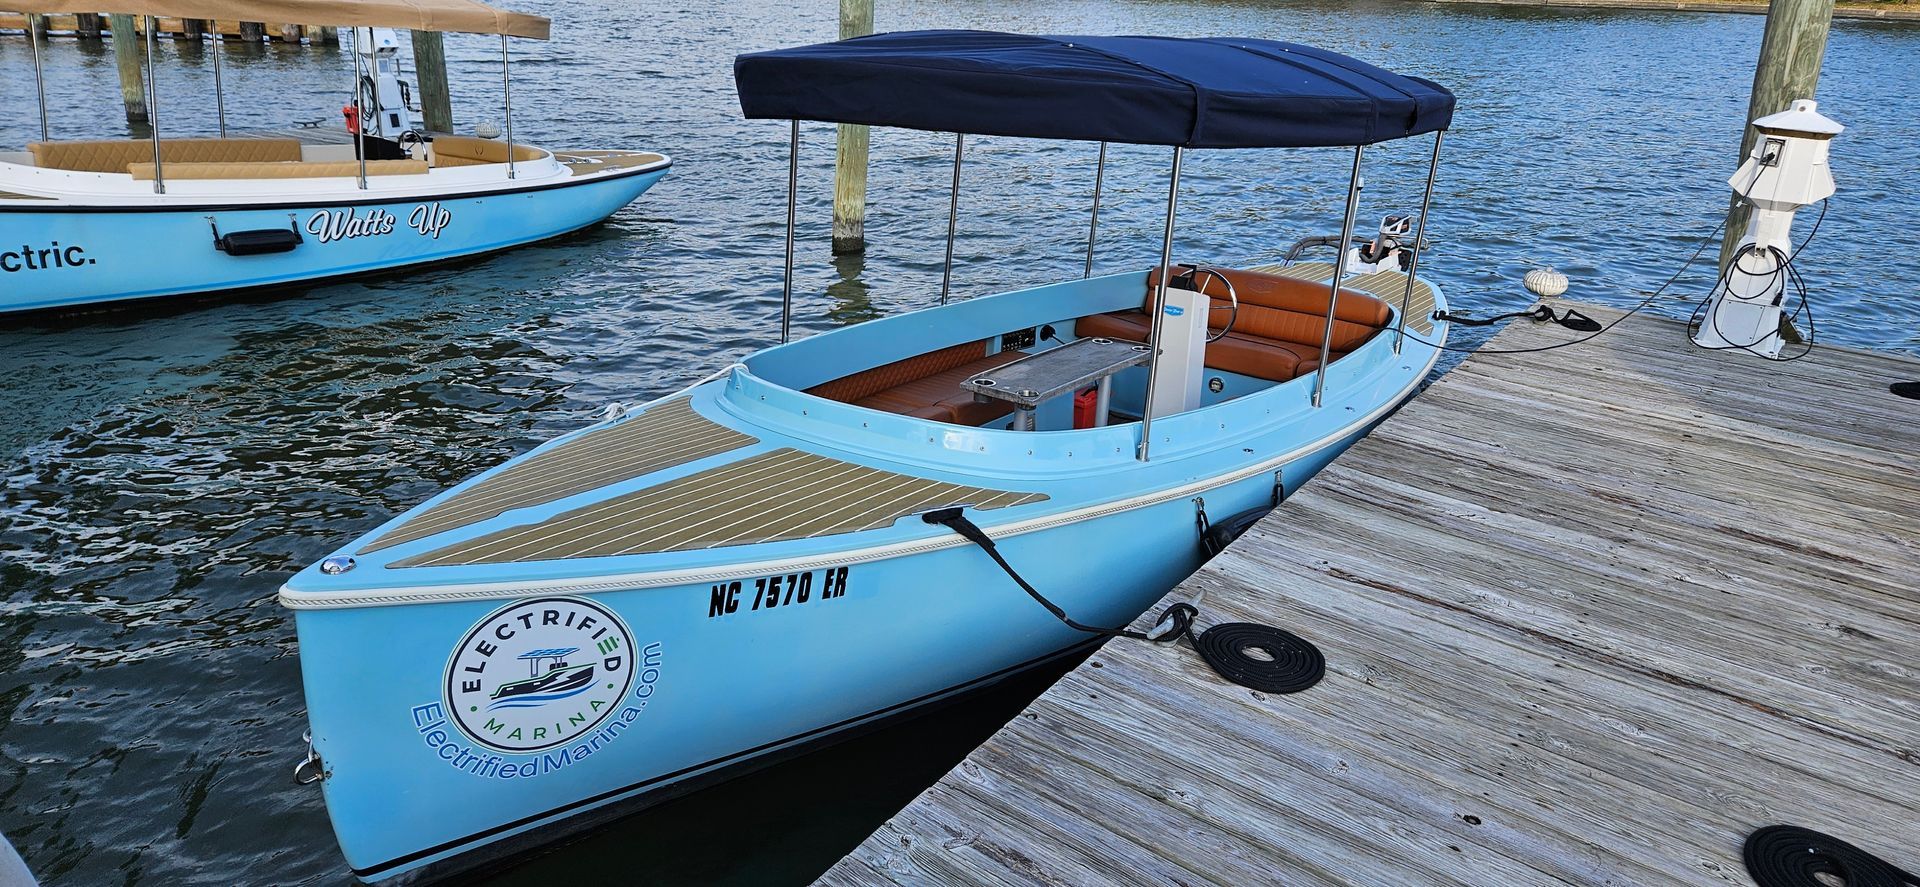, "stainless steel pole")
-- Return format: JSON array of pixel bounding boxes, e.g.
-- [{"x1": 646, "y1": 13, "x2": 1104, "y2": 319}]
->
[
  {"x1": 1313, "y1": 146, "x2": 1366, "y2": 408},
  {"x1": 144, "y1": 17, "x2": 164, "y2": 194},
  {"x1": 1136, "y1": 145, "x2": 1184, "y2": 462},
  {"x1": 501, "y1": 34, "x2": 516, "y2": 181},
  {"x1": 28, "y1": 14, "x2": 49, "y2": 142},
  {"x1": 211, "y1": 22, "x2": 227, "y2": 137},
  {"x1": 352, "y1": 27, "x2": 367, "y2": 189},
  {"x1": 1395, "y1": 131, "x2": 1444, "y2": 353},
  {"x1": 1084, "y1": 141, "x2": 1107, "y2": 278},
  {"x1": 939, "y1": 132, "x2": 964, "y2": 305},
  {"x1": 781, "y1": 120, "x2": 799, "y2": 344}
]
